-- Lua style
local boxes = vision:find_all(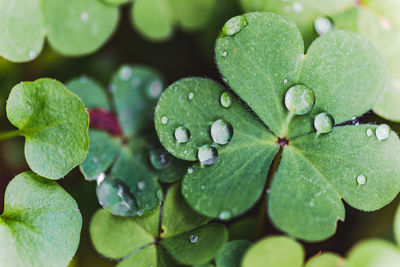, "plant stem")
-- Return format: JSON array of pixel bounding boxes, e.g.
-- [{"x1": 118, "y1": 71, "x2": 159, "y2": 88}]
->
[{"x1": 0, "y1": 130, "x2": 21, "y2": 141}]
